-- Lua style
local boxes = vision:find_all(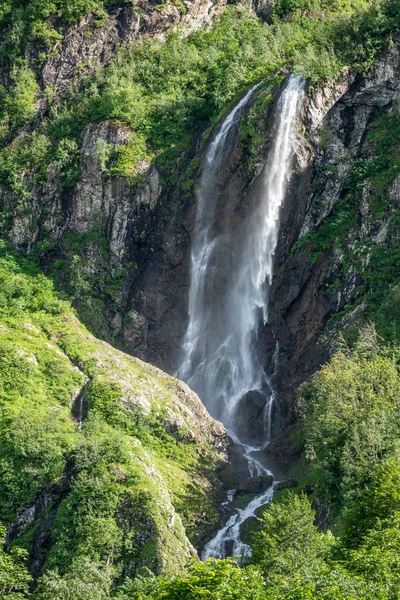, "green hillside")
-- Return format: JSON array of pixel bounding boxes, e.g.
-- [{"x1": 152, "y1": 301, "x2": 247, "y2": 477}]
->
[{"x1": 1, "y1": 0, "x2": 400, "y2": 597}]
